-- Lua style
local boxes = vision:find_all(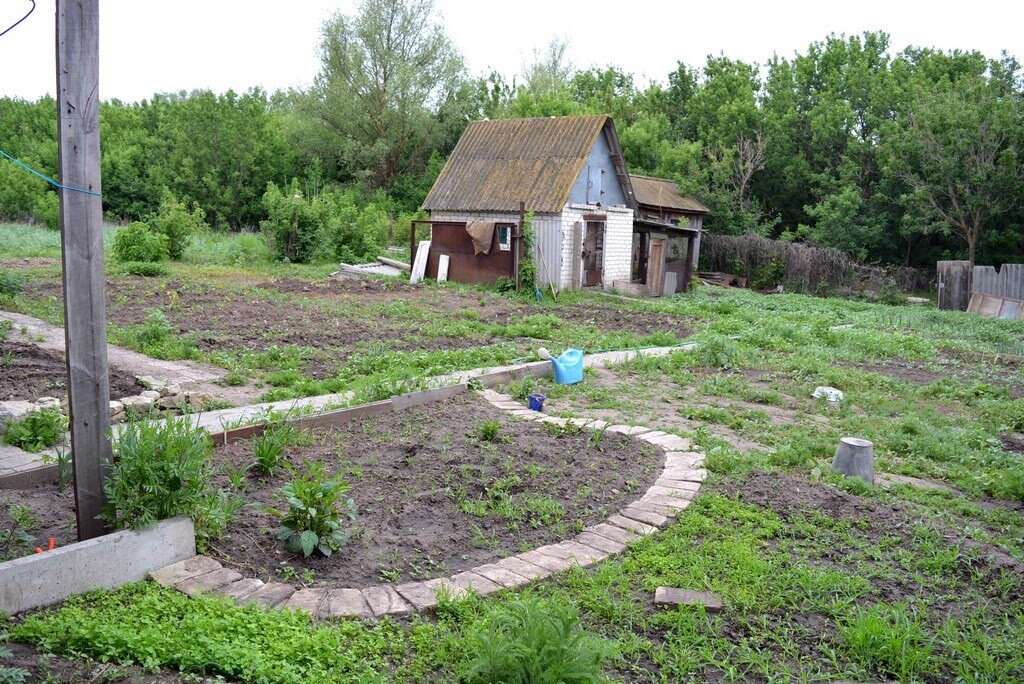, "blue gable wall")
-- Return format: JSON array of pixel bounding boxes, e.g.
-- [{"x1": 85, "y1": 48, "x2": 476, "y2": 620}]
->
[{"x1": 567, "y1": 128, "x2": 627, "y2": 207}]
